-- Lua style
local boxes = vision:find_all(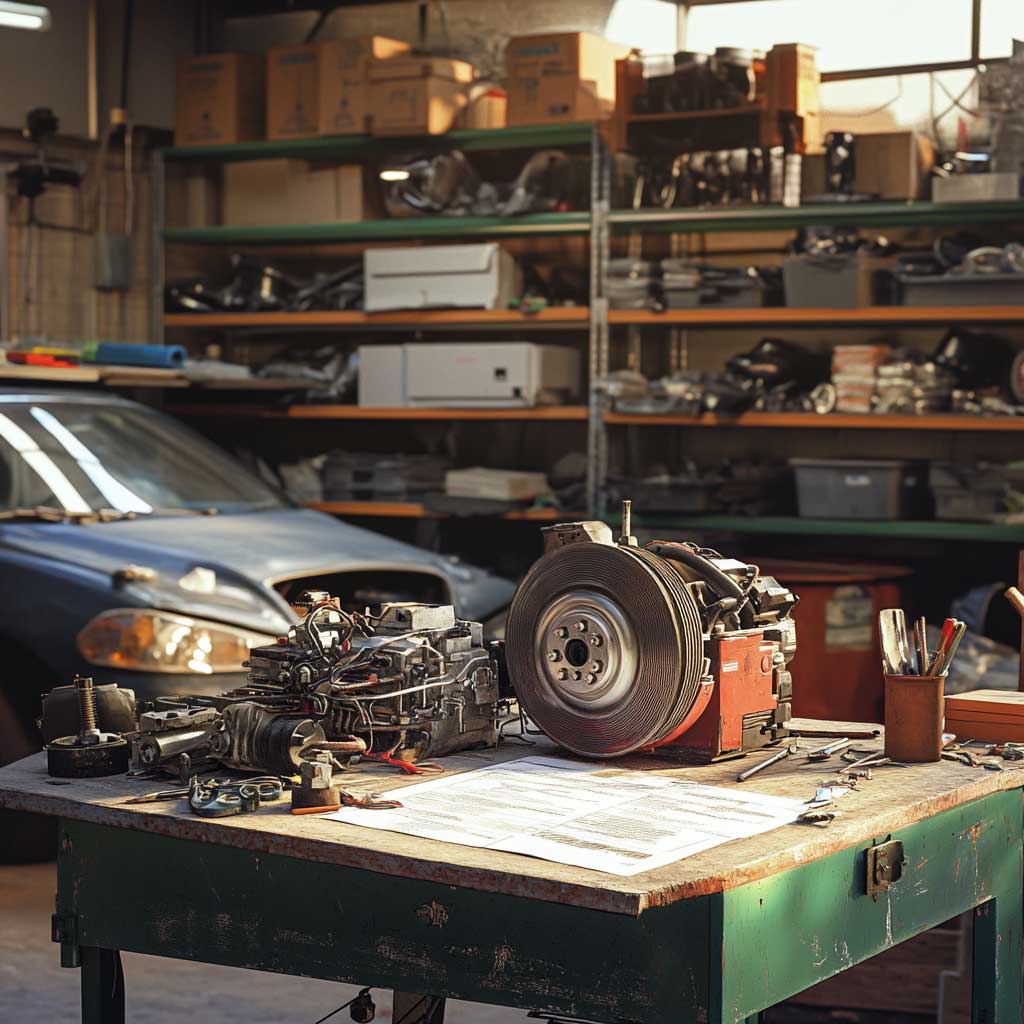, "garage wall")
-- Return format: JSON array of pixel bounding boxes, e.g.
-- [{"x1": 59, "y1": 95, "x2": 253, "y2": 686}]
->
[
  {"x1": 223, "y1": 0, "x2": 678, "y2": 79},
  {"x1": 0, "y1": 0, "x2": 196, "y2": 137}
]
